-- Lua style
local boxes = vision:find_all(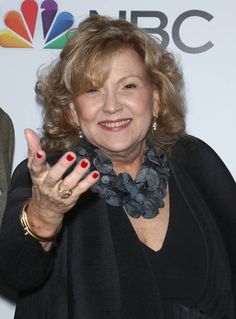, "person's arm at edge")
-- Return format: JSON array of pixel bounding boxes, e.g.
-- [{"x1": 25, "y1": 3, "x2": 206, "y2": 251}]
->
[{"x1": 0, "y1": 159, "x2": 56, "y2": 291}]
